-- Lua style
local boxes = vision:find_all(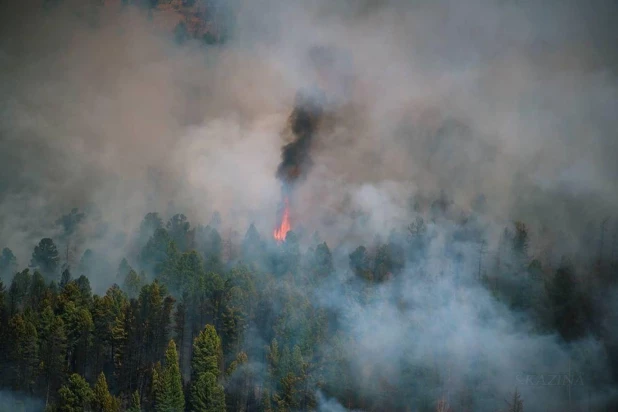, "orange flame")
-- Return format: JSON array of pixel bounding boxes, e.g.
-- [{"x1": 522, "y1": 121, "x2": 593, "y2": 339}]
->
[{"x1": 273, "y1": 198, "x2": 291, "y2": 243}]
